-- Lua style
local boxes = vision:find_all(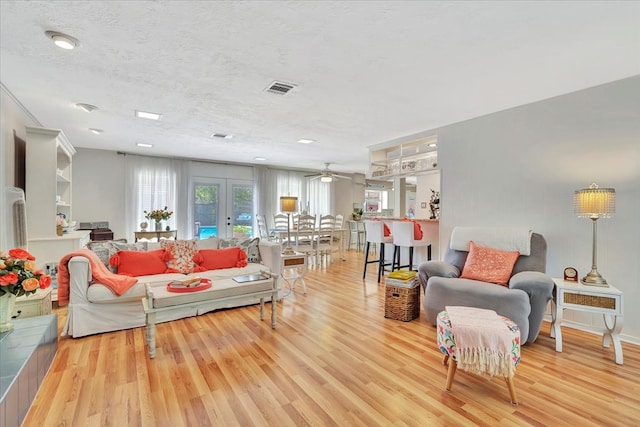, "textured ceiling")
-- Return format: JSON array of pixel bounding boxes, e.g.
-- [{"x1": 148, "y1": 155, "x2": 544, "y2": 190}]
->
[{"x1": 1, "y1": 1, "x2": 639, "y2": 175}]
